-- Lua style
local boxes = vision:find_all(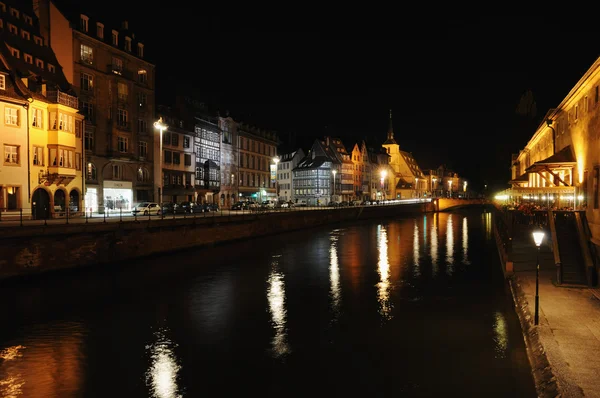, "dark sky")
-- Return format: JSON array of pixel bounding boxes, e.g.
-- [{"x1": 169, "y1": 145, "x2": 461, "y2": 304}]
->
[{"x1": 49, "y1": 3, "x2": 600, "y2": 193}]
